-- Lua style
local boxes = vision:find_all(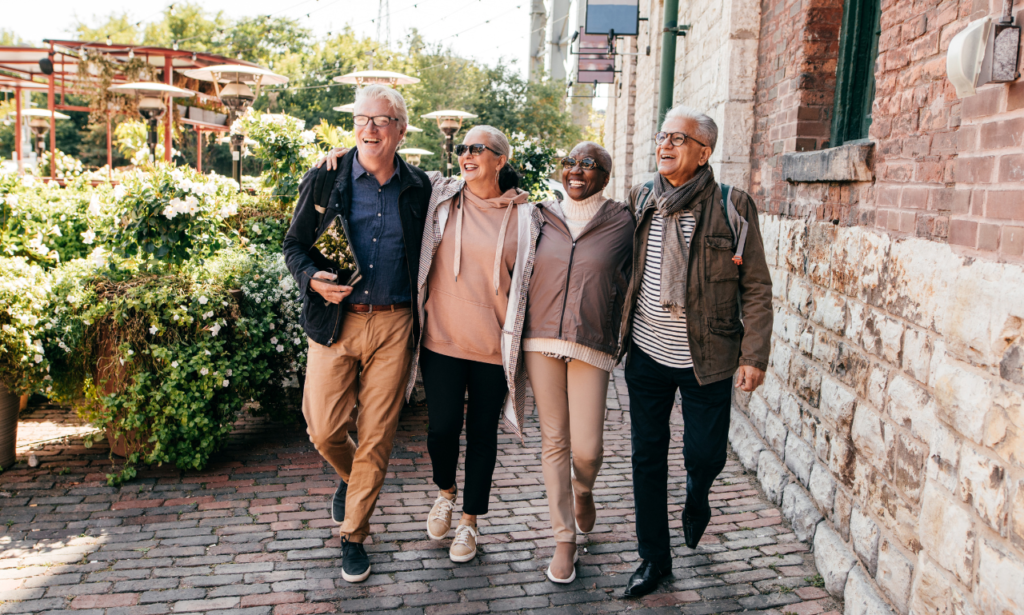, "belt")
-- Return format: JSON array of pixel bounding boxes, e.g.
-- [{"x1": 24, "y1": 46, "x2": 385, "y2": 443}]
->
[{"x1": 343, "y1": 301, "x2": 412, "y2": 313}]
